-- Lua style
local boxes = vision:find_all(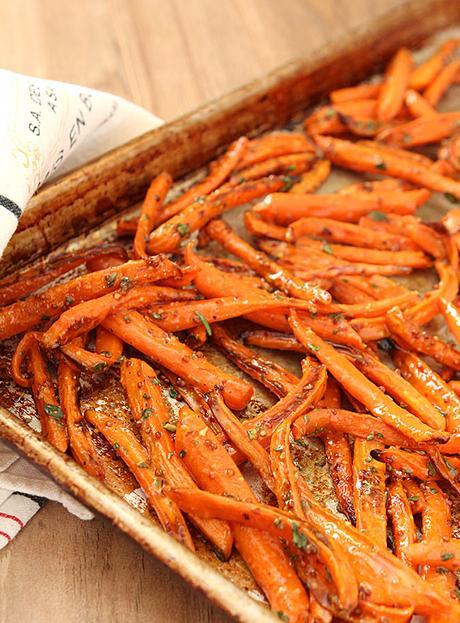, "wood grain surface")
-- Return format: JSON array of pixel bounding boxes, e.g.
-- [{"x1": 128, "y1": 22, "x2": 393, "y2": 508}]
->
[{"x1": 0, "y1": 1, "x2": 403, "y2": 622}]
